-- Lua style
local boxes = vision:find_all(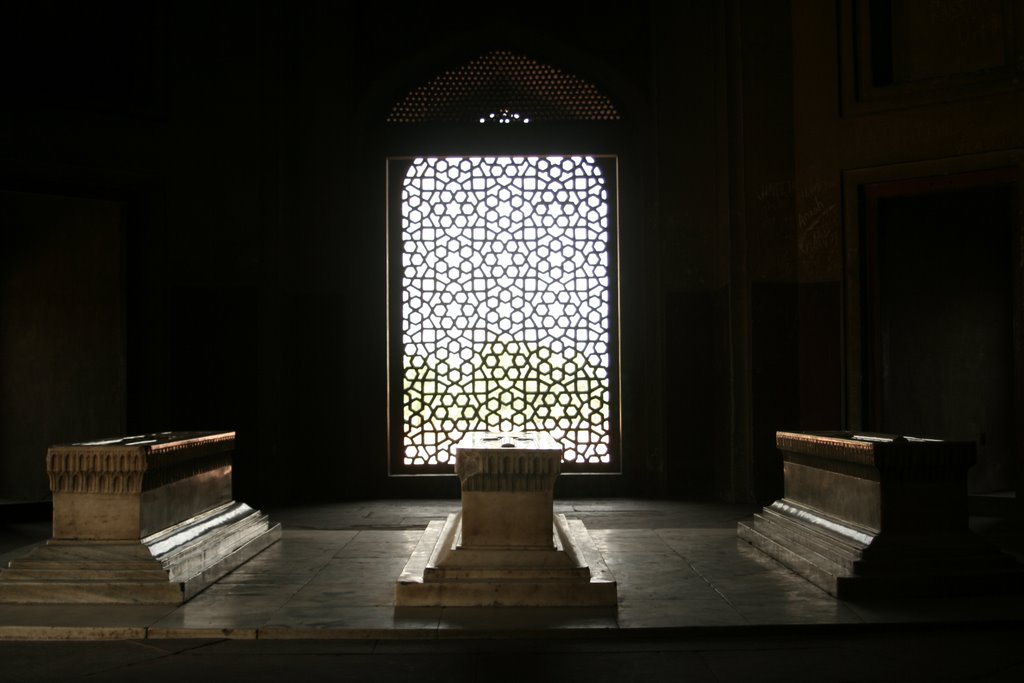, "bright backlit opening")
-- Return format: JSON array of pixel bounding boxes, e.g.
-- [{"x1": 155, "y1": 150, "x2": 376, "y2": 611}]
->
[{"x1": 399, "y1": 156, "x2": 613, "y2": 467}]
